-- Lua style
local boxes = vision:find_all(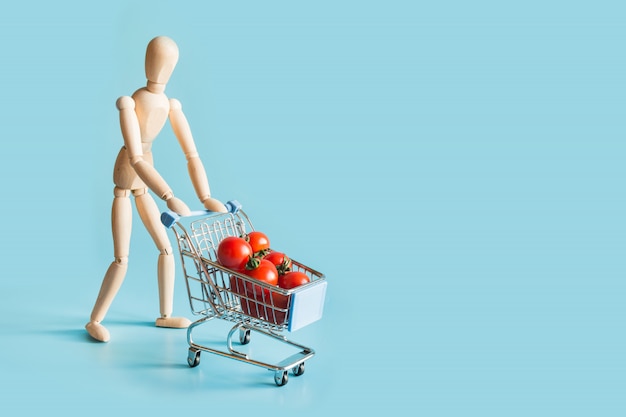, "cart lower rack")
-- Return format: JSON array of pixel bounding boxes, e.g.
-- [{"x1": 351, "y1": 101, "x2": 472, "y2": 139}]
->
[{"x1": 162, "y1": 201, "x2": 327, "y2": 386}]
